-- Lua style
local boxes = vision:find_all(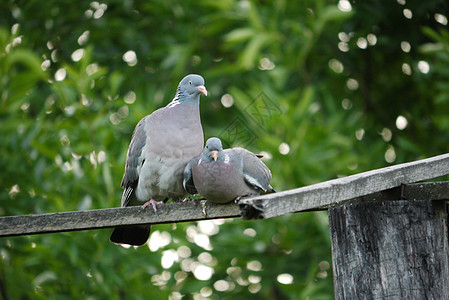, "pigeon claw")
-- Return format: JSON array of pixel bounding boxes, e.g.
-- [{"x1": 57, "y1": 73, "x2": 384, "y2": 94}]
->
[
  {"x1": 141, "y1": 198, "x2": 163, "y2": 214},
  {"x1": 234, "y1": 194, "x2": 255, "y2": 203}
]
